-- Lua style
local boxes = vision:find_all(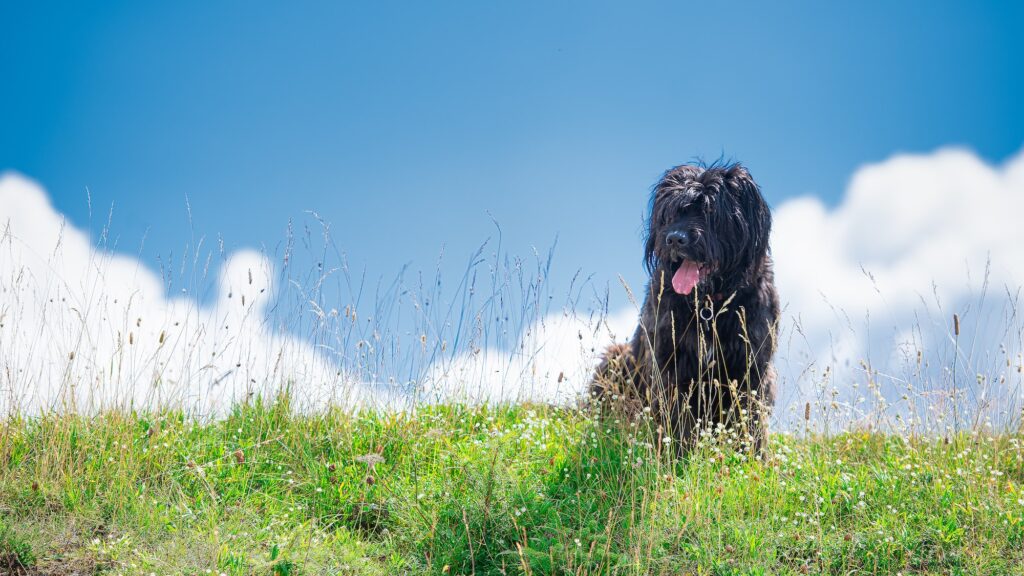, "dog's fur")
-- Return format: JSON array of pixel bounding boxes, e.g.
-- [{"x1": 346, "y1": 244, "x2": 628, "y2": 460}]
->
[{"x1": 591, "y1": 162, "x2": 779, "y2": 452}]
